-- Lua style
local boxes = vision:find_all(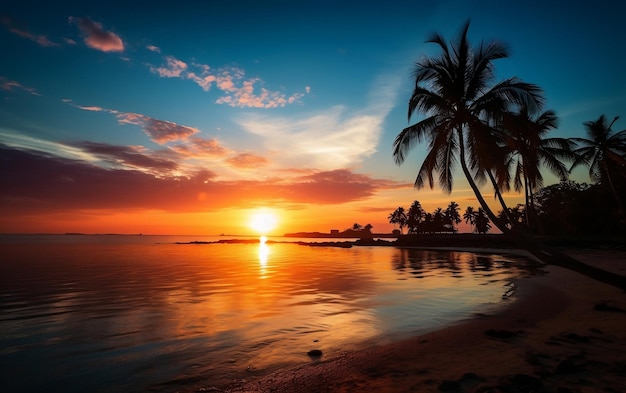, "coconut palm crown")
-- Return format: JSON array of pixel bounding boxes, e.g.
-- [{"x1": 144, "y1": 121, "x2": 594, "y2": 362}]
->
[
  {"x1": 393, "y1": 21, "x2": 544, "y2": 231},
  {"x1": 570, "y1": 115, "x2": 626, "y2": 221}
]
